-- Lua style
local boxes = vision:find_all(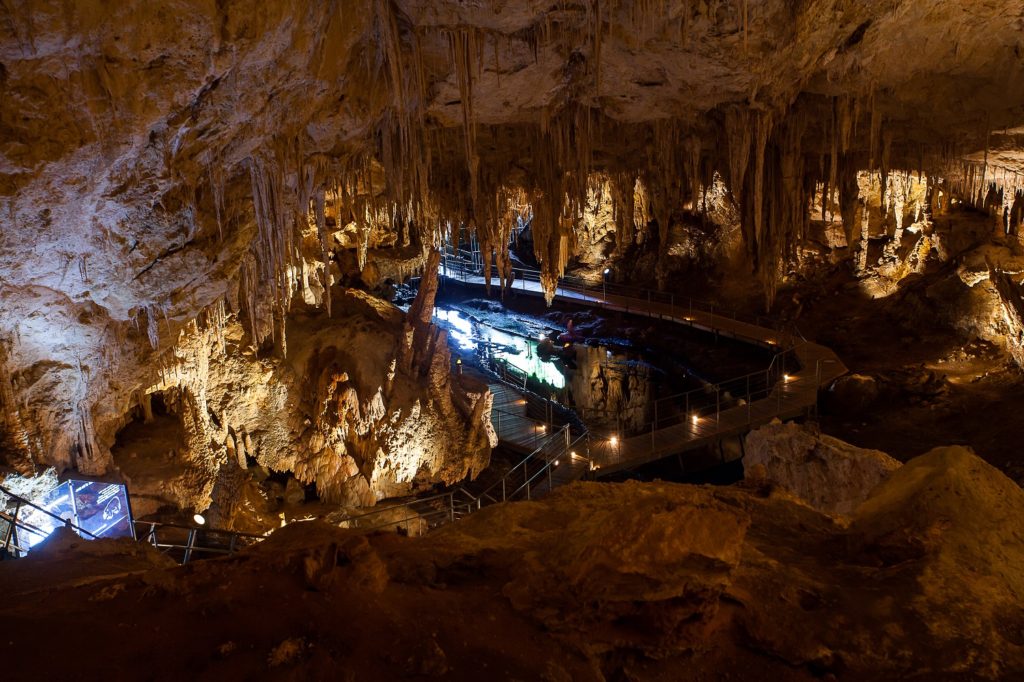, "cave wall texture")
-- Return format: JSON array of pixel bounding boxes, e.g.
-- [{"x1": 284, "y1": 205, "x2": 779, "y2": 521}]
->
[{"x1": 2, "y1": 1, "x2": 1024, "y2": 498}]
